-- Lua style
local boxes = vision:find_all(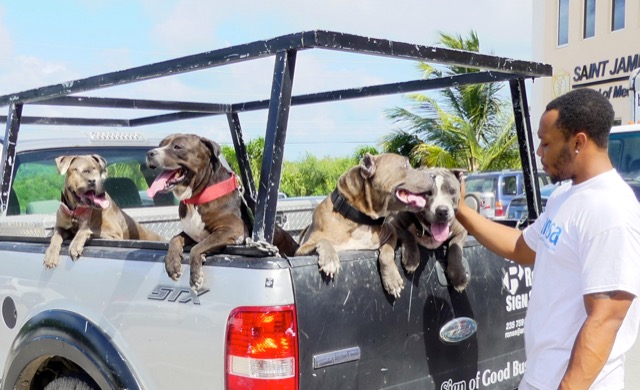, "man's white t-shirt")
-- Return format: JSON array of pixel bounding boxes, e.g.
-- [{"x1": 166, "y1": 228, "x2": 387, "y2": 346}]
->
[{"x1": 520, "y1": 170, "x2": 640, "y2": 390}]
